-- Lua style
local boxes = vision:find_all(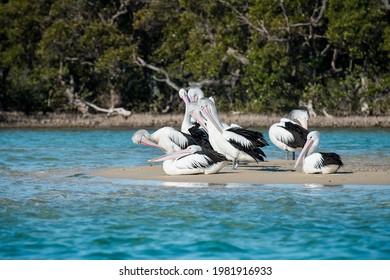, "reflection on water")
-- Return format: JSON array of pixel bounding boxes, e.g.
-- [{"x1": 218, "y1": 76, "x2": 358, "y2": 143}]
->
[{"x1": 303, "y1": 183, "x2": 344, "y2": 189}]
